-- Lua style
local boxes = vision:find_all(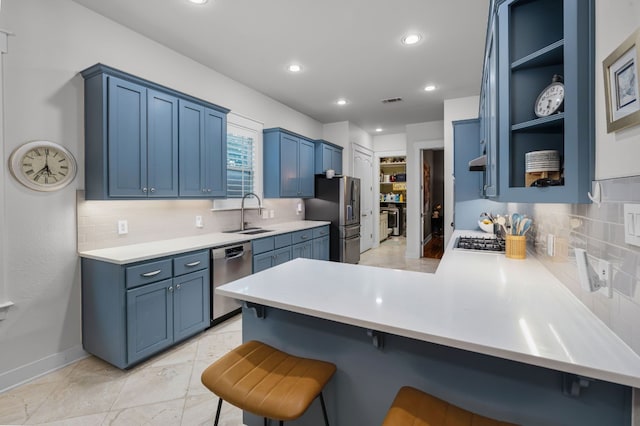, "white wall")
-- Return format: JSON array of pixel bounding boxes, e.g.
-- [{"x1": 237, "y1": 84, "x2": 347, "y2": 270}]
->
[
  {"x1": 443, "y1": 96, "x2": 480, "y2": 247},
  {"x1": 0, "y1": 0, "x2": 324, "y2": 391},
  {"x1": 322, "y1": 121, "x2": 349, "y2": 149},
  {"x1": 0, "y1": 31, "x2": 8, "y2": 316},
  {"x1": 373, "y1": 133, "x2": 406, "y2": 152},
  {"x1": 594, "y1": 0, "x2": 640, "y2": 179}
]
